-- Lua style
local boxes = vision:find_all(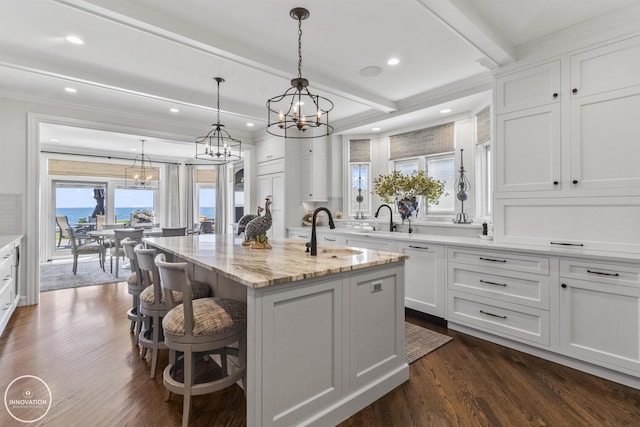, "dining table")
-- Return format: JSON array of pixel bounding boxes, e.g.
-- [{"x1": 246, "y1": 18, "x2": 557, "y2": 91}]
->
[{"x1": 87, "y1": 227, "x2": 163, "y2": 239}]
